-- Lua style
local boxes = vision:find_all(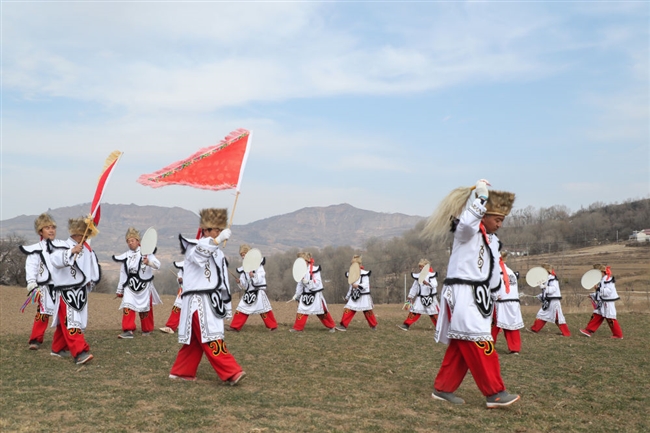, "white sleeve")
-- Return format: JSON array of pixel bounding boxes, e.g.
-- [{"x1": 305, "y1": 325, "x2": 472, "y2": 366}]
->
[
  {"x1": 146, "y1": 254, "x2": 161, "y2": 270},
  {"x1": 24, "y1": 254, "x2": 40, "y2": 284}
]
